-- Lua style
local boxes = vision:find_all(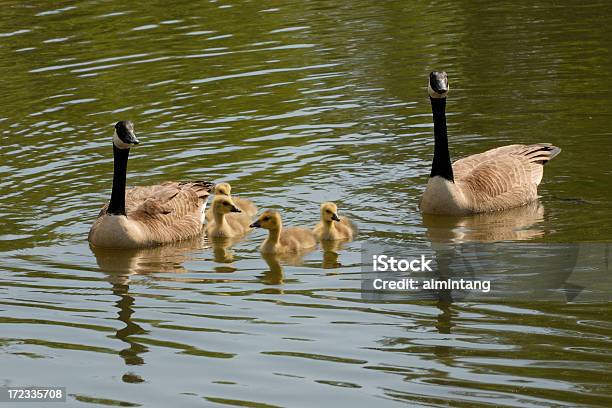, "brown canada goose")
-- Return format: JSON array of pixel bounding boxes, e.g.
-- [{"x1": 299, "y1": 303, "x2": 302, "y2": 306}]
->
[
  {"x1": 313, "y1": 202, "x2": 357, "y2": 241},
  {"x1": 205, "y1": 182, "x2": 257, "y2": 221},
  {"x1": 88, "y1": 121, "x2": 214, "y2": 248},
  {"x1": 205, "y1": 195, "x2": 252, "y2": 238},
  {"x1": 420, "y1": 71, "x2": 561, "y2": 215},
  {"x1": 250, "y1": 210, "x2": 316, "y2": 254}
]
